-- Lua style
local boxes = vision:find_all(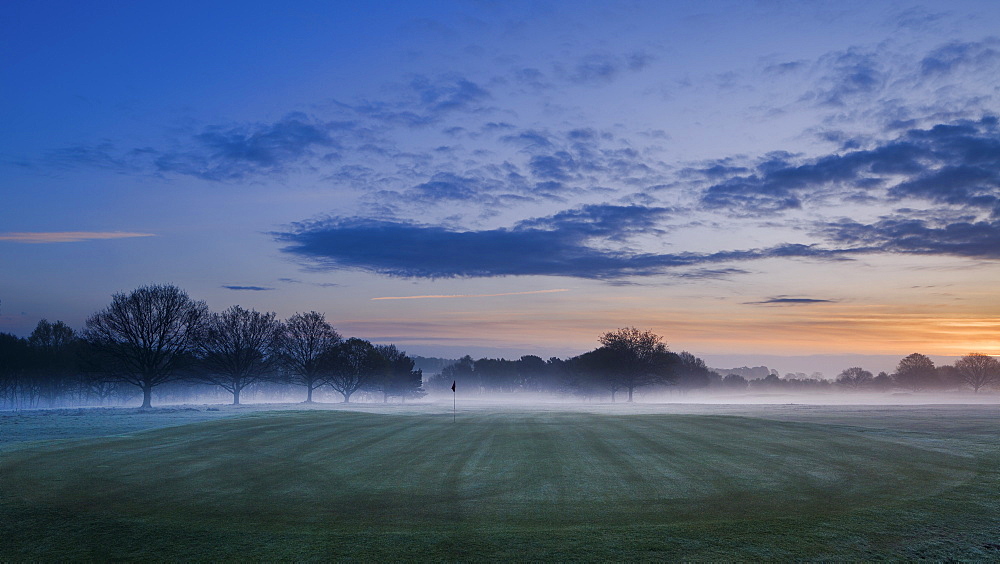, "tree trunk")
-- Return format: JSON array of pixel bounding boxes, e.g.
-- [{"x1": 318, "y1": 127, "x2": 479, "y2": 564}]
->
[
  {"x1": 233, "y1": 386, "x2": 241, "y2": 405},
  {"x1": 141, "y1": 383, "x2": 153, "y2": 409},
  {"x1": 627, "y1": 387, "x2": 634, "y2": 402},
  {"x1": 343, "y1": 390, "x2": 352, "y2": 403},
  {"x1": 304, "y1": 383, "x2": 314, "y2": 403}
]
